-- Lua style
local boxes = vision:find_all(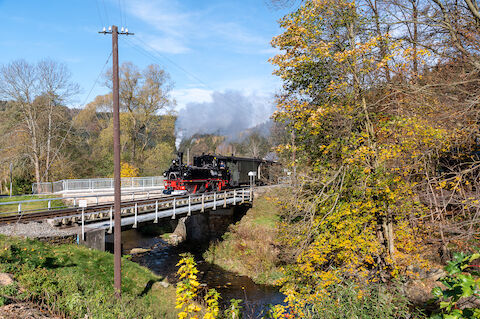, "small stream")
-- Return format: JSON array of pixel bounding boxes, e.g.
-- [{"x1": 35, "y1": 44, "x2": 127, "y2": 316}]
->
[{"x1": 120, "y1": 228, "x2": 284, "y2": 318}]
